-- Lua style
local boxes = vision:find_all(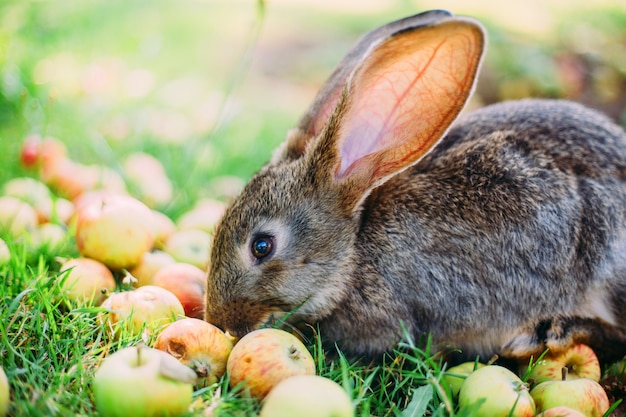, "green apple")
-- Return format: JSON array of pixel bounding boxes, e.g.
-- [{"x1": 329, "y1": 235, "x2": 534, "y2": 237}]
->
[
  {"x1": 98, "y1": 285, "x2": 184, "y2": 338},
  {"x1": 534, "y1": 406, "x2": 587, "y2": 417},
  {"x1": 530, "y1": 371, "x2": 609, "y2": 417},
  {"x1": 75, "y1": 196, "x2": 154, "y2": 270},
  {"x1": 458, "y1": 365, "x2": 536, "y2": 417},
  {"x1": 442, "y1": 361, "x2": 485, "y2": 398},
  {"x1": 93, "y1": 344, "x2": 196, "y2": 417},
  {"x1": 259, "y1": 375, "x2": 353, "y2": 417},
  {"x1": 59, "y1": 257, "x2": 116, "y2": 305},
  {"x1": 0, "y1": 365, "x2": 9, "y2": 417},
  {"x1": 227, "y1": 328, "x2": 316, "y2": 399},
  {"x1": 154, "y1": 318, "x2": 233, "y2": 387},
  {"x1": 523, "y1": 344, "x2": 601, "y2": 385}
]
